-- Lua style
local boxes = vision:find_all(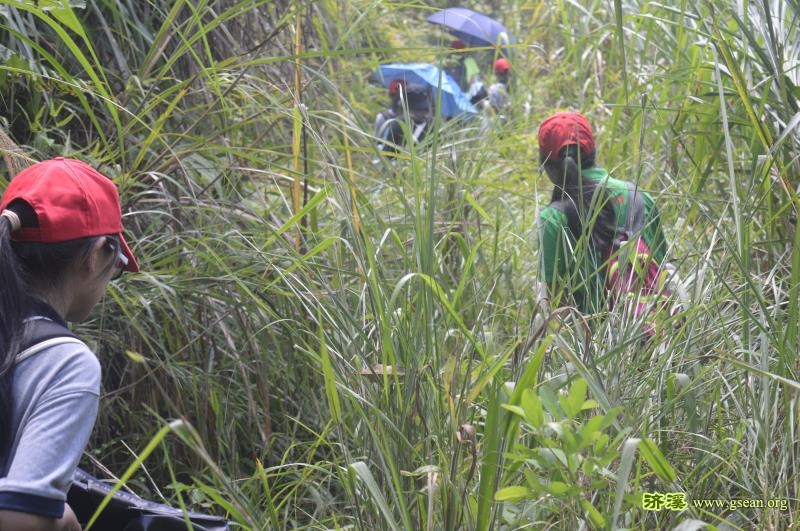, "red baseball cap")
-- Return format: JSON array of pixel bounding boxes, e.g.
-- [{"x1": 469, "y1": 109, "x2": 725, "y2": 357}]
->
[
  {"x1": 494, "y1": 58, "x2": 510, "y2": 74},
  {"x1": 537, "y1": 112, "x2": 595, "y2": 162},
  {"x1": 0, "y1": 157, "x2": 139, "y2": 272},
  {"x1": 388, "y1": 79, "x2": 406, "y2": 97}
]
